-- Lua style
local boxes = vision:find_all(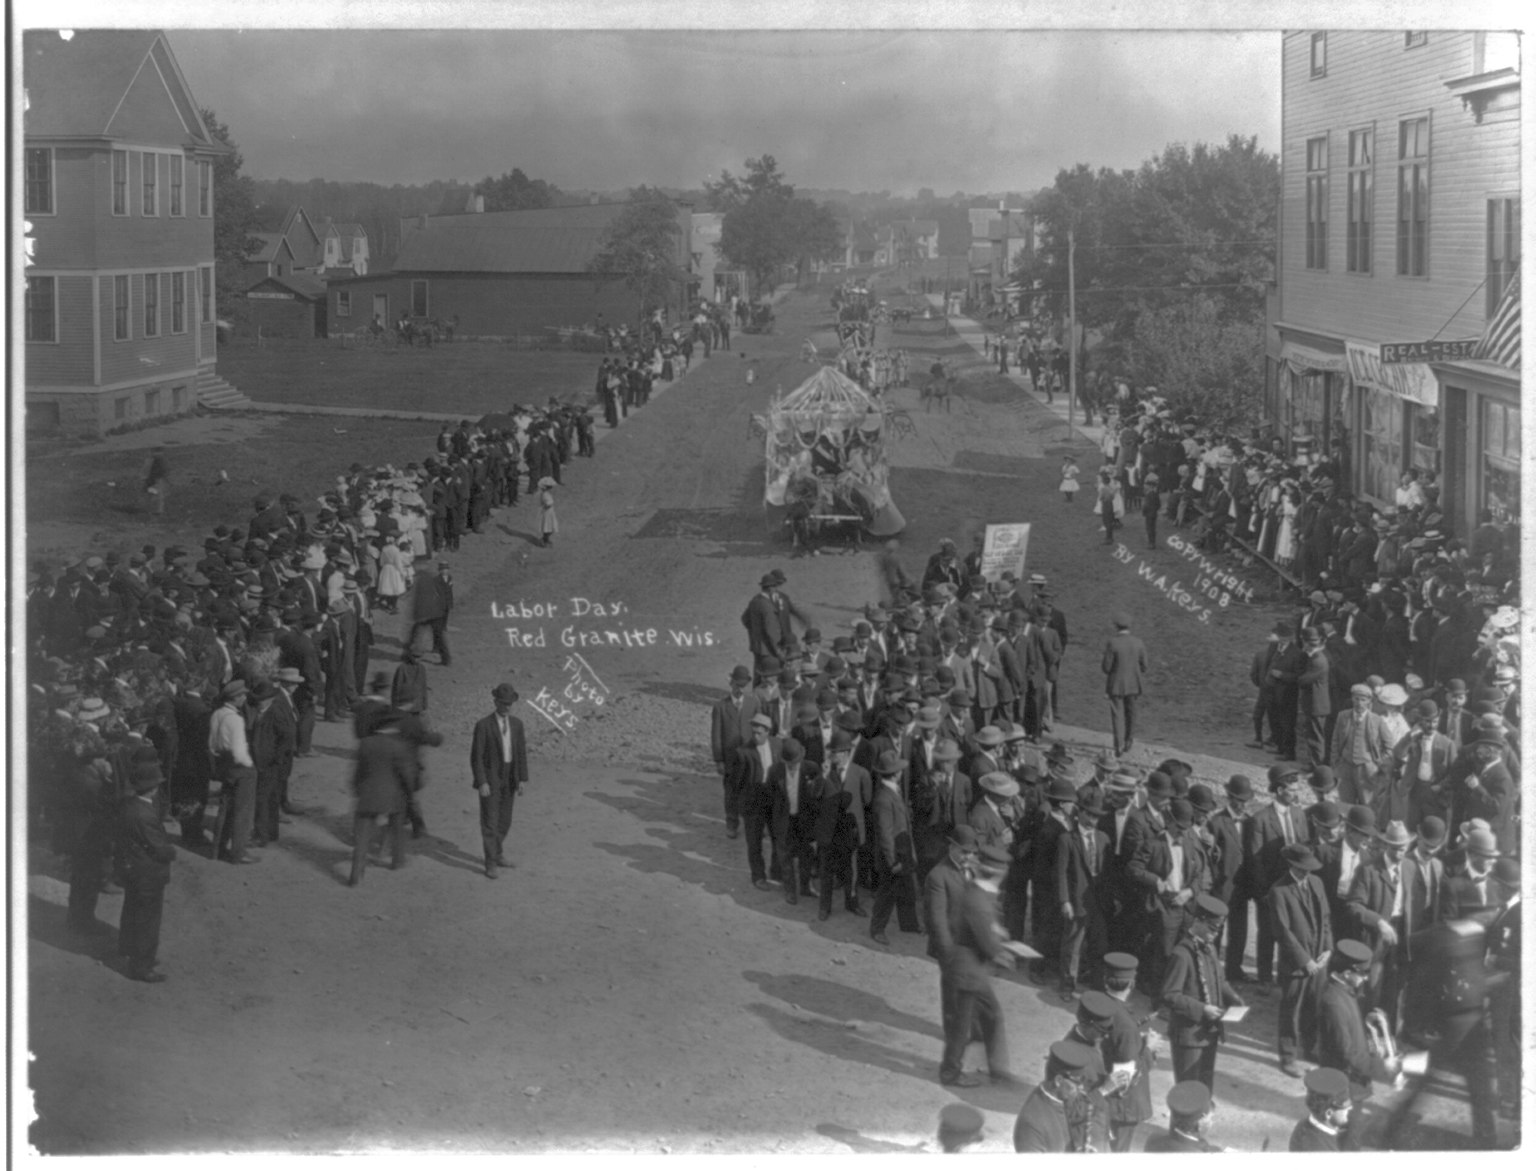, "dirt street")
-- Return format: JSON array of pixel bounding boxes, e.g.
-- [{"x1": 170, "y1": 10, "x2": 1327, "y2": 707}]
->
[{"x1": 25, "y1": 284, "x2": 1491, "y2": 1153}]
